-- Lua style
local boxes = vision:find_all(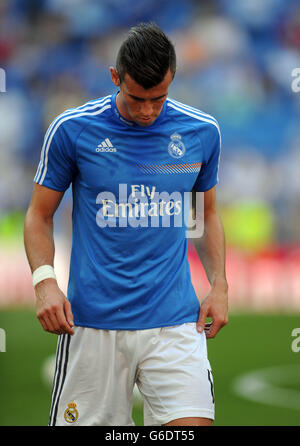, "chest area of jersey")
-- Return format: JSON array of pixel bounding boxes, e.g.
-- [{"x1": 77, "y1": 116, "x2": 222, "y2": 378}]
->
[{"x1": 76, "y1": 125, "x2": 203, "y2": 195}]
